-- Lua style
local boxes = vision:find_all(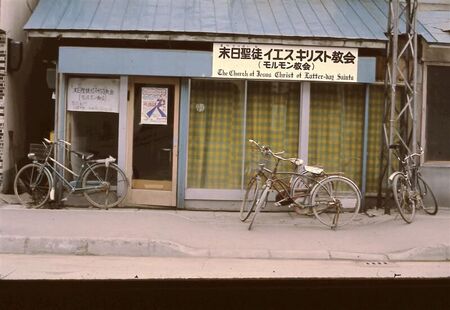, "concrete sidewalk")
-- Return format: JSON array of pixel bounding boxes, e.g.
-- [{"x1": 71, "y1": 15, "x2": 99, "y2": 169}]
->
[{"x1": 0, "y1": 204, "x2": 449, "y2": 261}]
